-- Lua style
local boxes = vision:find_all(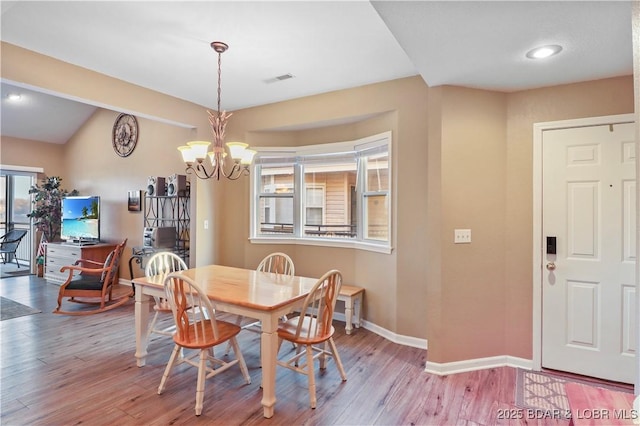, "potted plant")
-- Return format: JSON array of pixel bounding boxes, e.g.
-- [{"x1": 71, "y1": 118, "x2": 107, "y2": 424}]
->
[{"x1": 28, "y1": 176, "x2": 78, "y2": 242}]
